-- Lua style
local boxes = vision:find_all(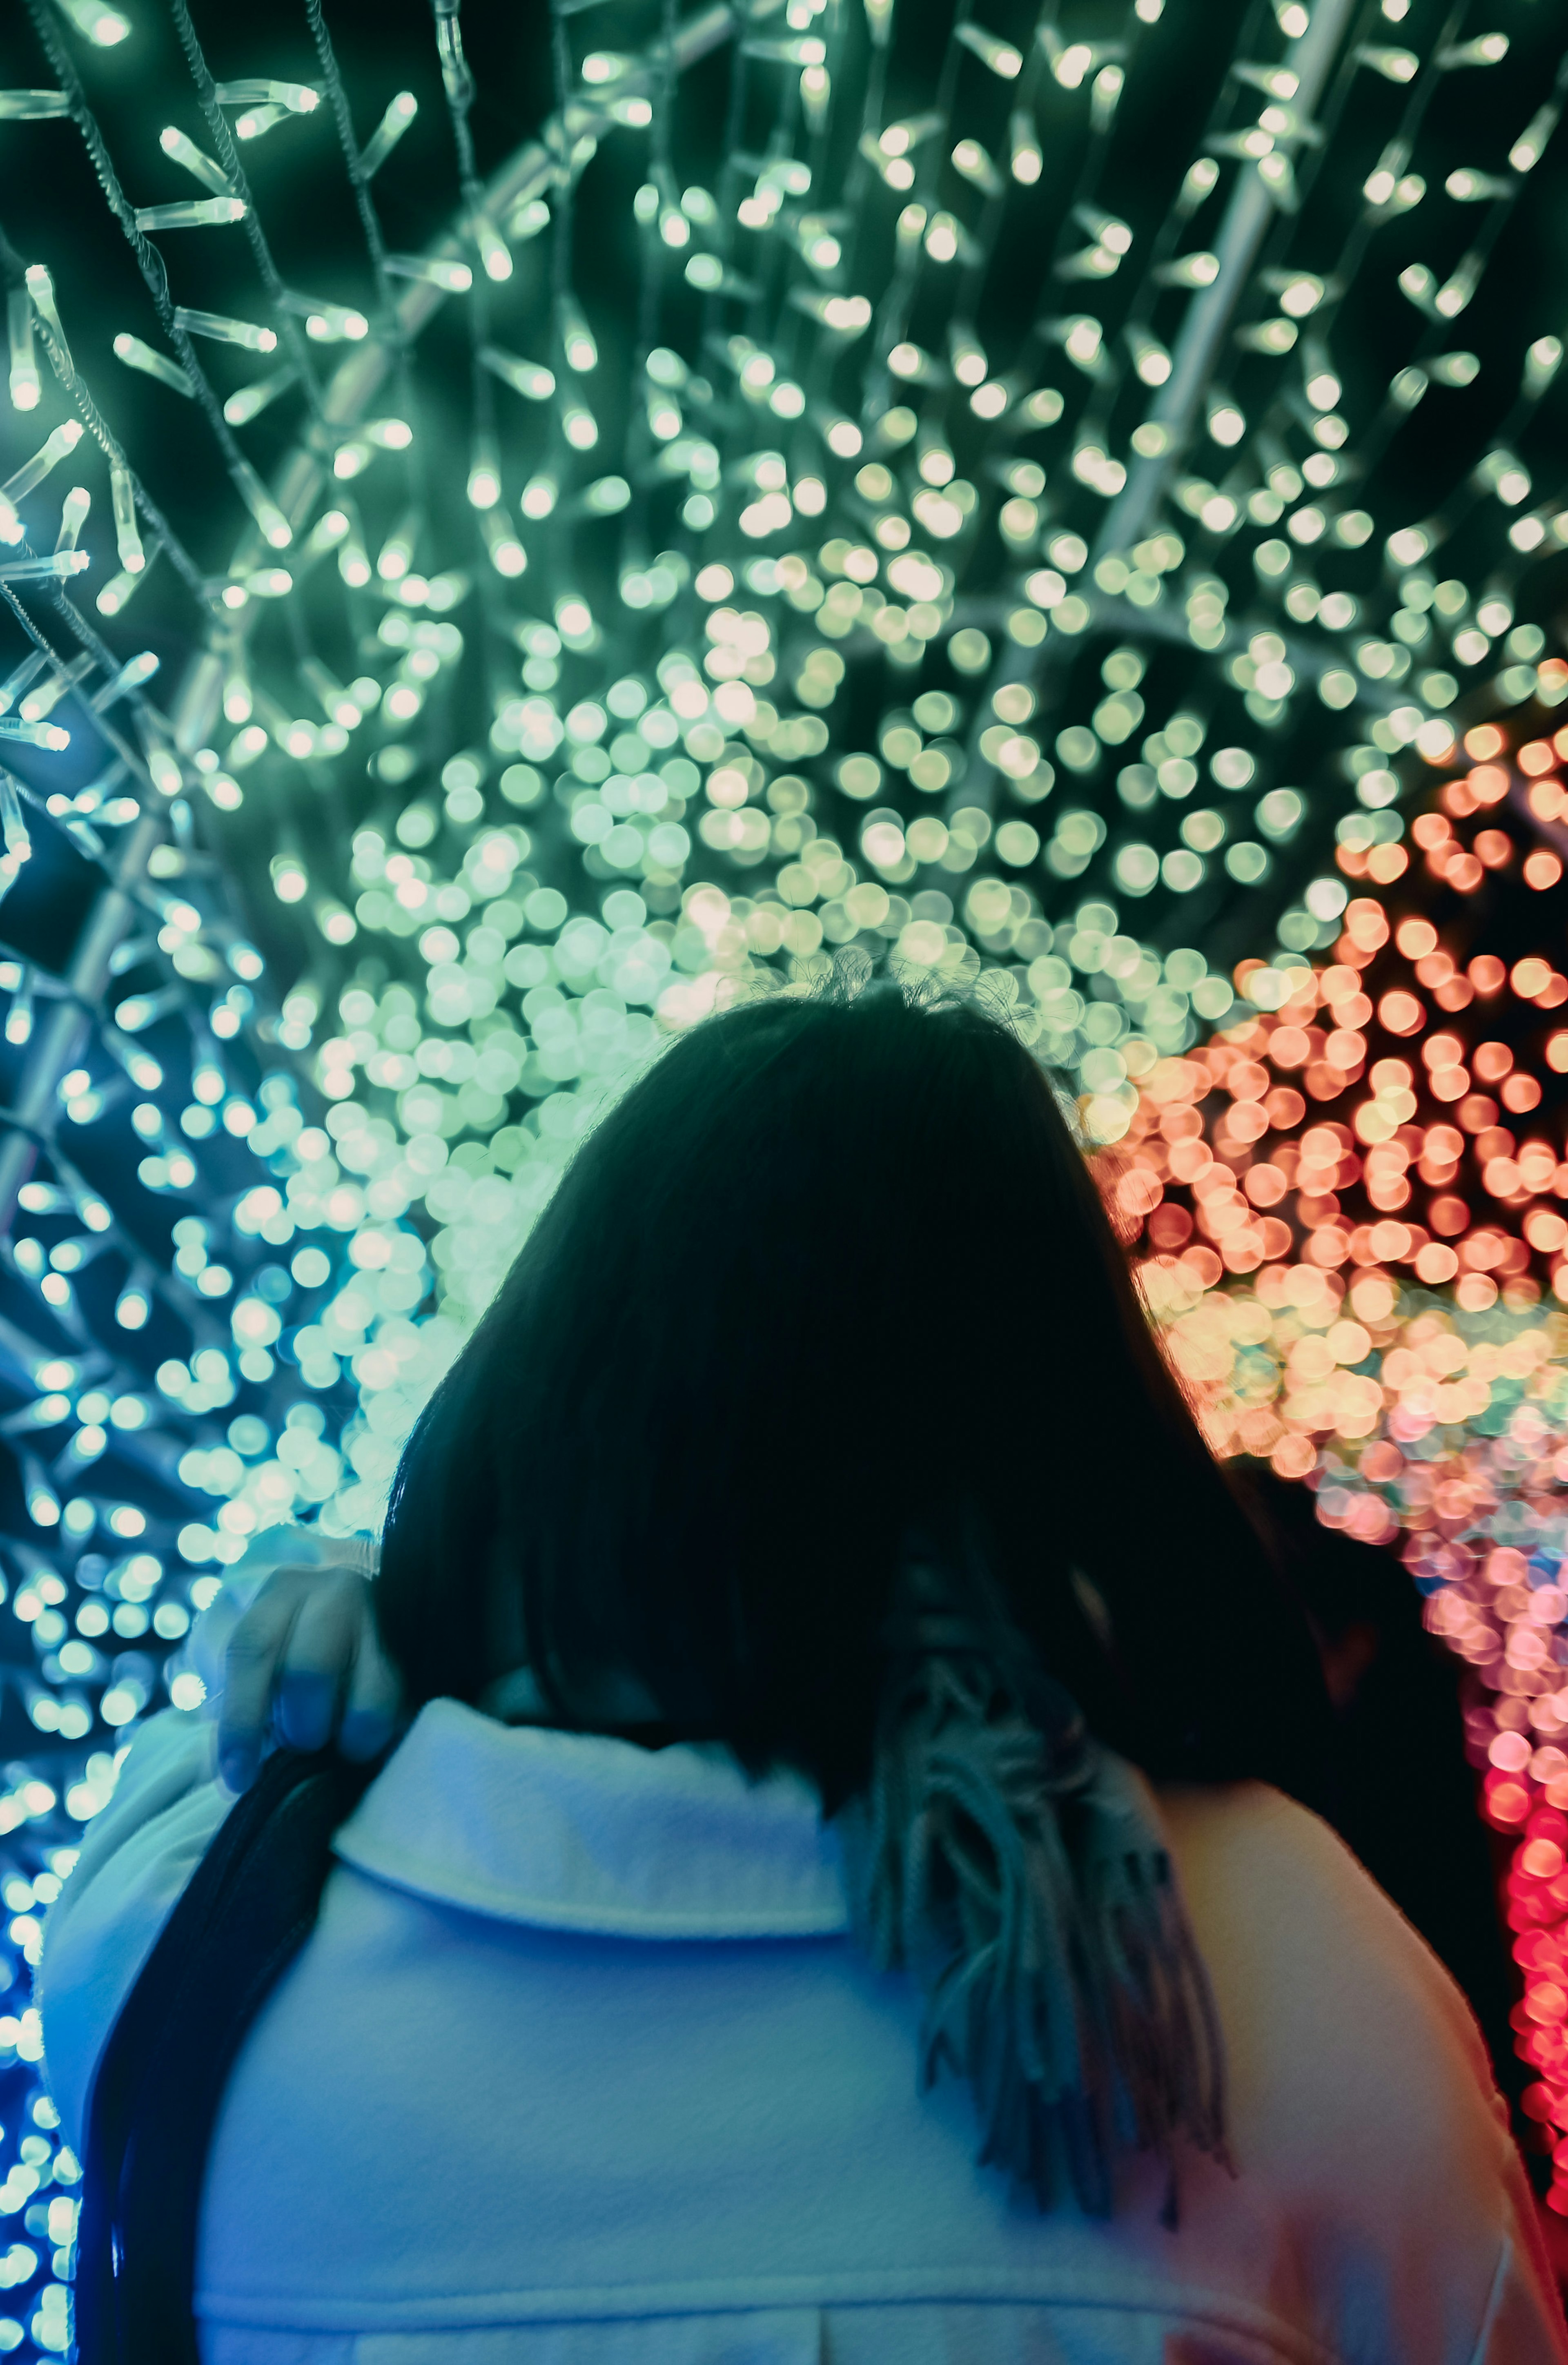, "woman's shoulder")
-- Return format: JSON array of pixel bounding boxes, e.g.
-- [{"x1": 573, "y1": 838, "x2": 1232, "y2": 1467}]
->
[
  {"x1": 1151, "y1": 1780, "x2": 1568, "y2": 2362},
  {"x1": 1155, "y1": 1776, "x2": 1479, "y2": 1982},
  {"x1": 1154, "y1": 1777, "x2": 1492, "y2": 2050},
  {"x1": 1154, "y1": 1777, "x2": 1509, "y2": 2181},
  {"x1": 36, "y1": 1708, "x2": 234, "y2": 2160}
]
